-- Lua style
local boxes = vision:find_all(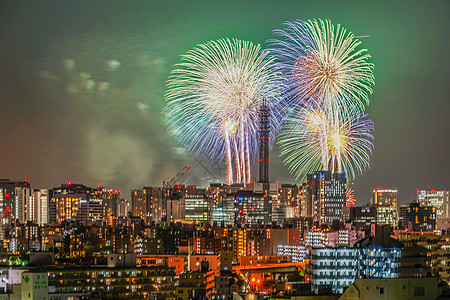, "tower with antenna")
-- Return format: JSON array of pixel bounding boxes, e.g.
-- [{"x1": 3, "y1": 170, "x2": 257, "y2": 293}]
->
[{"x1": 259, "y1": 98, "x2": 270, "y2": 189}]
